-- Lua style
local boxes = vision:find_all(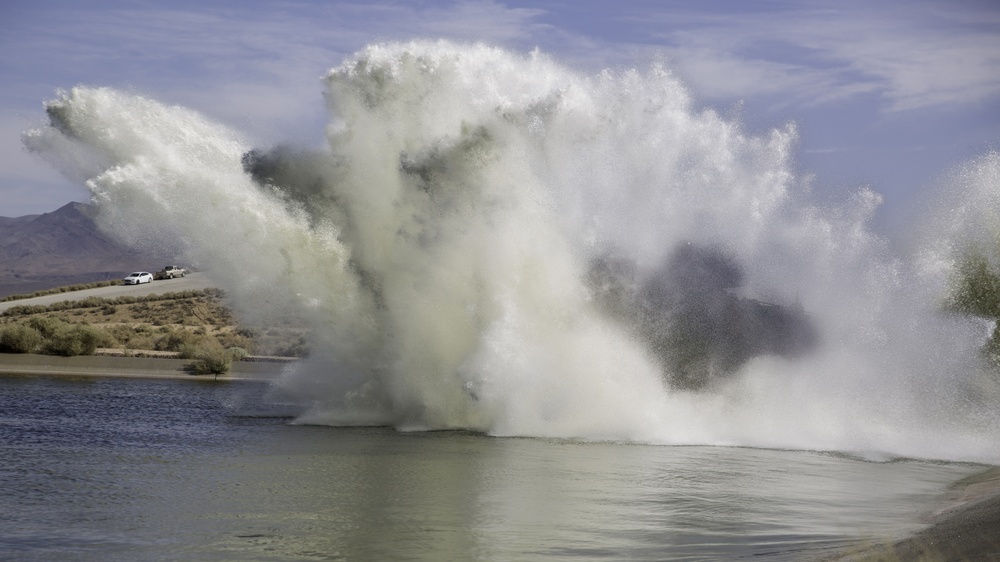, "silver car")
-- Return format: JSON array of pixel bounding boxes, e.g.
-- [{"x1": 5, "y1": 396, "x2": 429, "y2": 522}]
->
[{"x1": 123, "y1": 271, "x2": 153, "y2": 285}]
